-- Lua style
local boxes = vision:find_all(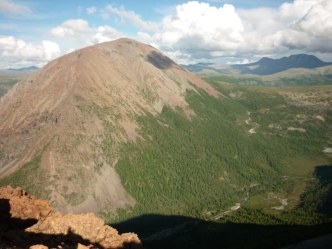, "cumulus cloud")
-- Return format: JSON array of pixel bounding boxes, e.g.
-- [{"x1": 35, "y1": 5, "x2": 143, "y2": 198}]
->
[
  {"x1": 0, "y1": 36, "x2": 60, "y2": 68},
  {"x1": 0, "y1": 0, "x2": 31, "y2": 15},
  {"x1": 157, "y1": 2, "x2": 244, "y2": 59},
  {"x1": 50, "y1": 19, "x2": 123, "y2": 49},
  {"x1": 50, "y1": 19, "x2": 90, "y2": 37},
  {"x1": 150, "y1": 0, "x2": 332, "y2": 63},
  {"x1": 226, "y1": 58, "x2": 252, "y2": 65},
  {"x1": 101, "y1": 5, "x2": 158, "y2": 32},
  {"x1": 295, "y1": 1, "x2": 332, "y2": 38},
  {"x1": 271, "y1": 0, "x2": 332, "y2": 54},
  {"x1": 3, "y1": 0, "x2": 332, "y2": 67},
  {"x1": 86, "y1": 6, "x2": 97, "y2": 15},
  {"x1": 93, "y1": 25, "x2": 122, "y2": 43}
]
